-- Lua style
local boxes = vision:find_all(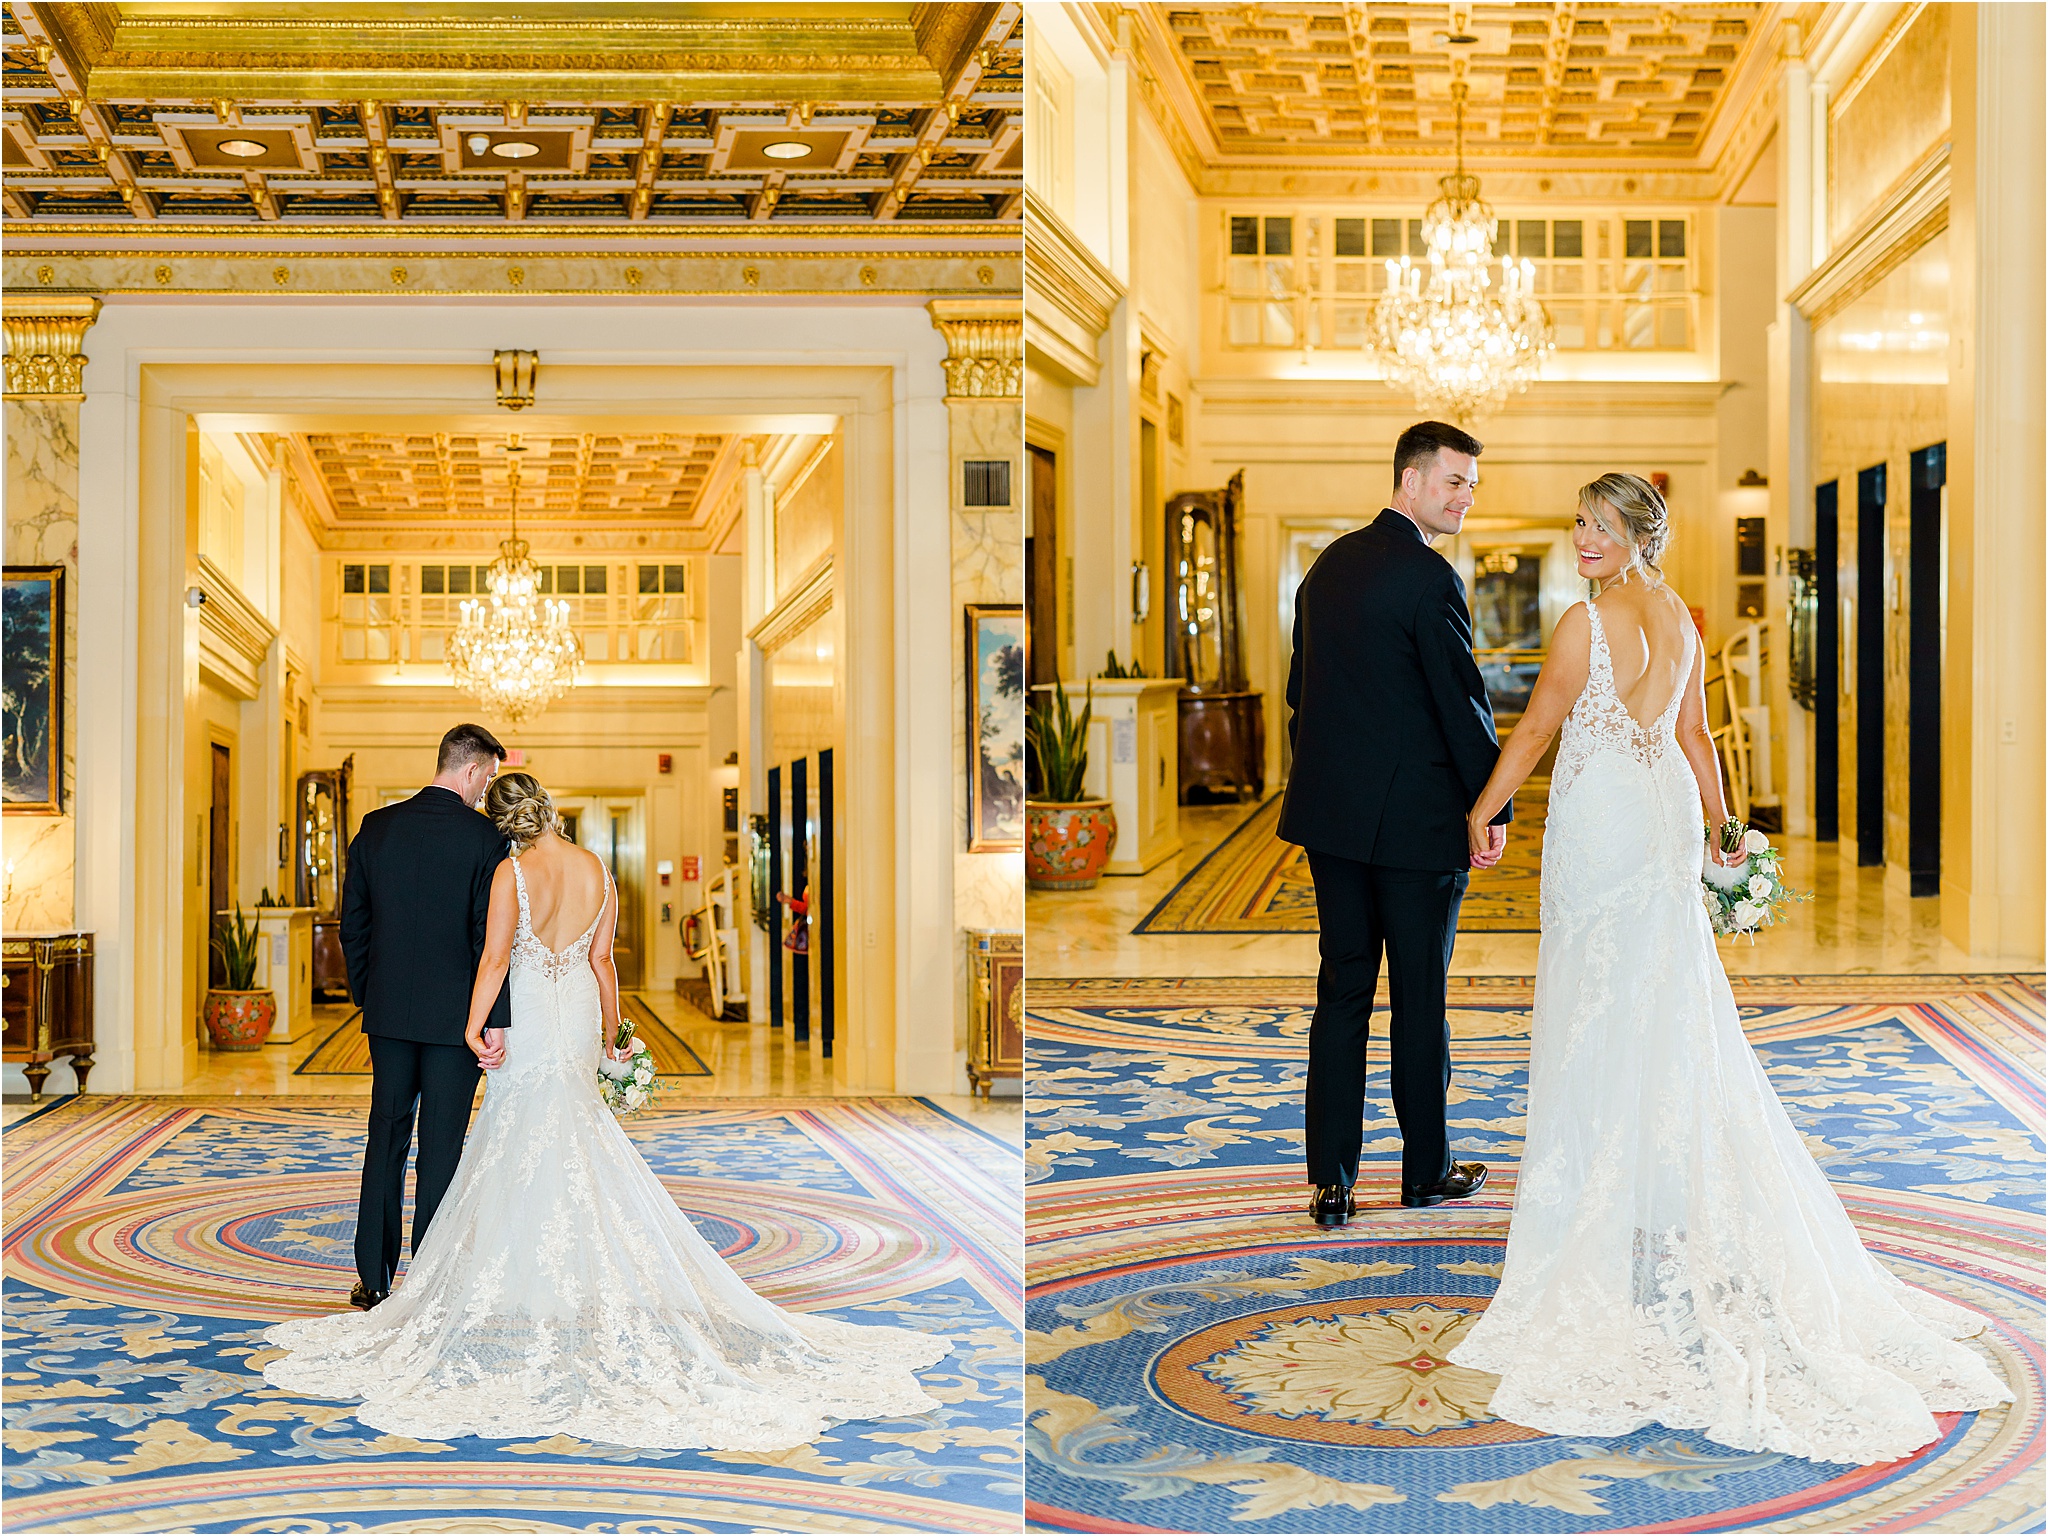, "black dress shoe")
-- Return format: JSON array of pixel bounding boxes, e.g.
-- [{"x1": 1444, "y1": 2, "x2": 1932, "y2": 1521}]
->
[
  {"x1": 1310, "y1": 1183, "x2": 1356, "y2": 1227},
  {"x1": 348, "y1": 1282, "x2": 387, "y2": 1311},
  {"x1": 1401, "y1": 1161, "x2": 1488, "y2": 1208}
]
